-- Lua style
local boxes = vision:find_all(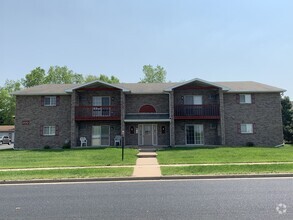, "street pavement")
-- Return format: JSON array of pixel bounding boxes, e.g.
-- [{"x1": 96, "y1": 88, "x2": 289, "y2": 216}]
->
[{"x1": 0, "y1": 177, "x2": 292, "y2": 219}]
